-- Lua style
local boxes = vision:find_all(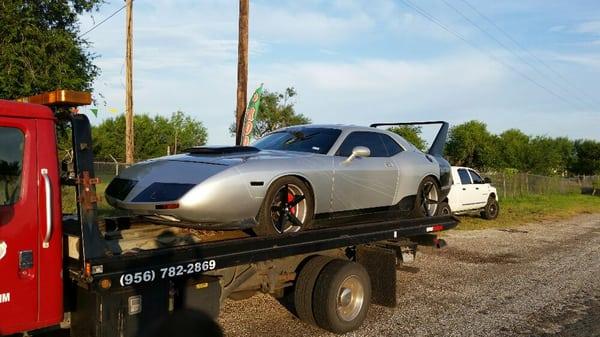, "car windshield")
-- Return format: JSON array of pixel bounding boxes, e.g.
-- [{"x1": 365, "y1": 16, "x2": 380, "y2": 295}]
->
[{"x1": 252, "y1": 128, "x2": 341, "y2": 154}]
